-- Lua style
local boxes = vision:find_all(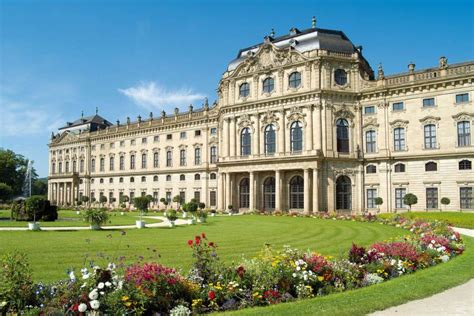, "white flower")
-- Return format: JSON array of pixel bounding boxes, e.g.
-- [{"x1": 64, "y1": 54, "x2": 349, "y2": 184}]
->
[
  {"x1": 105, "y1": 281, "x2": 112, "y2": 287},
  {"x1": 440, "y1": 255, "x2": 450, "y2": 262},
  {"x1": 292, "y1": 273, "x2": 297, "y2": 278},
  {"x1": 90, "y1": 299, "x2": 100, "y2": 310},
  {"x1": 107, "y1": 263, "x2": 116, "y2": 270},
  {"x1": 296, "y1": 266, "x2": 301, "y2": 271},
  {"x1": 100, "y1": 291, "x2": 105, "y2": 295},
  {"x1": 78, "y1": 303, "x2": 87, "y2": 312},
  {"x1": 88, "y1": 289, "x2": 98, "y2": 300},
  {"x1": 431, "y1": 240, "x2": 436, "y2": 244},
  {"x1": 0, "y1": 301, "x2": 7, "y2": 307},
  {"x1": 98, "y1": 282, "x2": 105, "y2": 289}
]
